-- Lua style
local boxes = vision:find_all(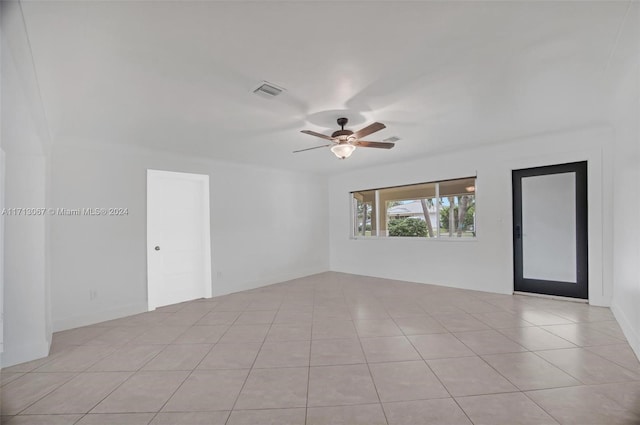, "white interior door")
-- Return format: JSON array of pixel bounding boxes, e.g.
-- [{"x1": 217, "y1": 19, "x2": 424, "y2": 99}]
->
[{"x1": 147, "y1": 170, "x2": 212, "y2": 310}]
